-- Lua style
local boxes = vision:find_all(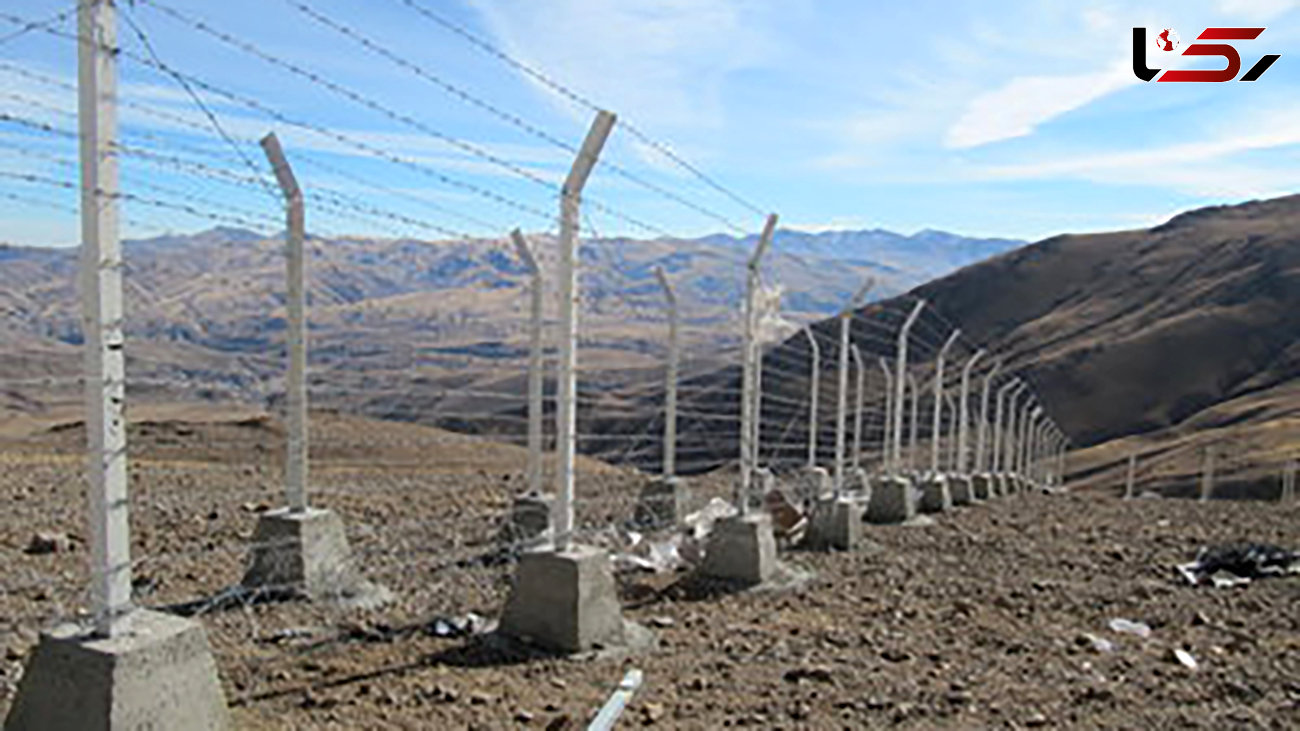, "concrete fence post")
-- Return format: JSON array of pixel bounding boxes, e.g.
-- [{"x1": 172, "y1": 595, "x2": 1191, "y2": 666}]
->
[
  {"x1": 908, "y1": 372, "x2": 920, "y2": 474},
  {"x1": 4, "y1": 5, "x2": 232, "y2": 726},
  {"x1": 851, "y1": 345, "x2": 866, "y2": 471},
  {"x1": 943, "y1": 391, "x2": 958, "y2": 471},
  {"x1": 653, "y1": 266, "x2": 679, "y2": 478},
  {"x1": 512, "y1": 229, "x2": 544, "y2": 495},
  {"x1": 802, "y1": 326, "x2": 820, "y2": 468},
  {"x1": 892, "y1": 300, "x2": 925, "y2": 474},
  {"x1": 78, "y1": 0, "x2": 131, "y2": 636},
  {"x1": 554, "y1": 110, "x2": 616, "y2": 549},
  {"x1": 958, "y1": 349, "x2": 984, "y2": 473},
  {"x1": 877, "y1": 357, "x2": 893, "y2": 473},
  {"x1": 834, "y1": 280, "x2": 873, "y2": 493},
  {"x1": 931, "y1": 329, "x2": 960, "y2": 475},
  {"x1": 977, "y1": 361, "x2": 1001, "y2": 473},
  {"x1": 992, "y1": 379, "x2": 1017, "y2": 473},
  {"x1": 260, "y1": 133, "x2": 308, "y2": 514},
  {"x1": 739, "y1": 214, "x2": 778, "y2": 515}
]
